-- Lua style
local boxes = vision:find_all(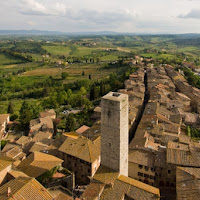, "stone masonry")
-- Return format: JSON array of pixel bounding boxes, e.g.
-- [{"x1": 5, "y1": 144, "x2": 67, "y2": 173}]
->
[{"x1": 101, "y1": 92, "x2": 129, "y2": 176}]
